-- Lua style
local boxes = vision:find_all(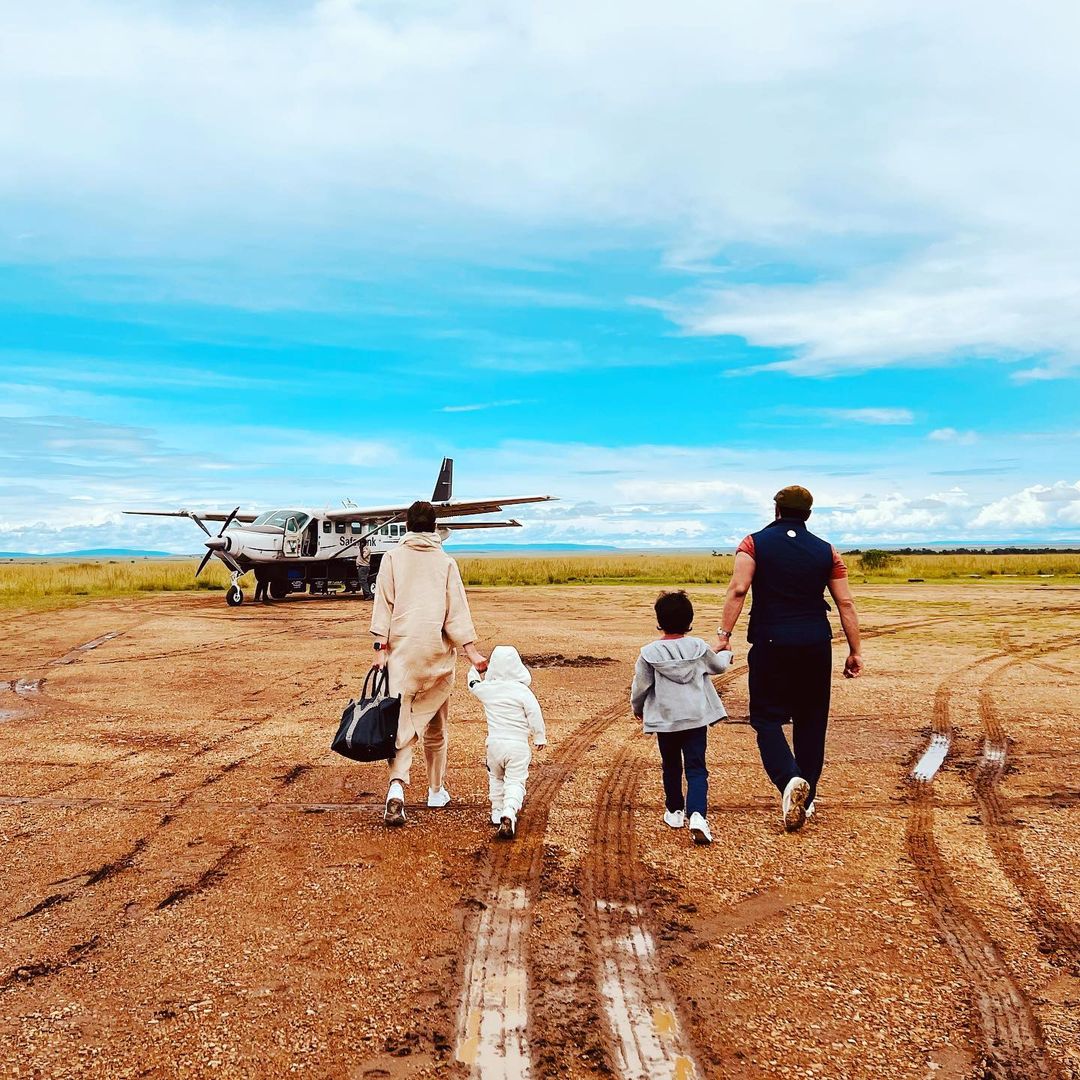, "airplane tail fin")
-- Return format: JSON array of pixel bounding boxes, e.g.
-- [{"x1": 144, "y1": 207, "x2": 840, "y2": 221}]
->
[{"x1": 432, "y1": 457, "x2": 453, "y2": 502}]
